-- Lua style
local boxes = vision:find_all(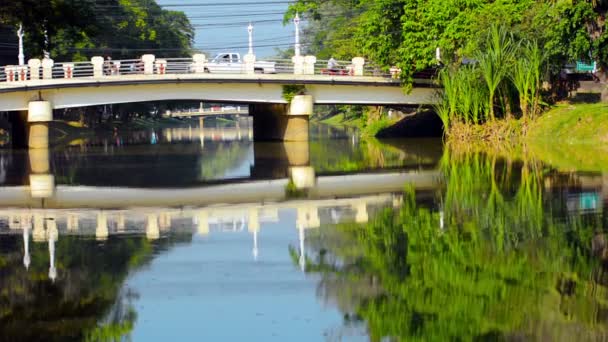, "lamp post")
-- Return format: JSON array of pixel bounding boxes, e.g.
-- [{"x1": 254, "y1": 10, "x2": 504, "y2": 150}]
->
[
  {"x1": 247, "y1": 22, "x2": 254, "y2": 55},
  {"x1": 294, "y1": 12, "x2": 301, "y2": 57},
  {"x1": 17, "y1": 24, "x2": 24, "y2": 65}
]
